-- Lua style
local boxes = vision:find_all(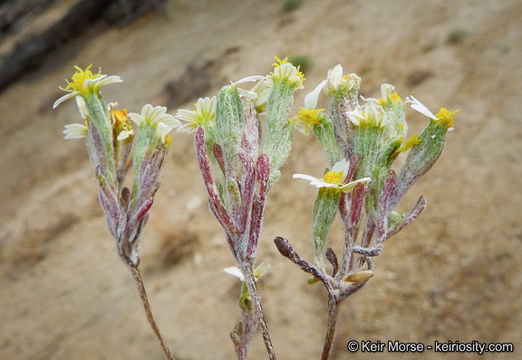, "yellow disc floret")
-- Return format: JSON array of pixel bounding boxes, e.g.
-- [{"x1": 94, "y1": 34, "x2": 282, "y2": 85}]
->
[
  {"x1": 379, "y1": 91, "x2": 402, "y2": 107},
  {"x1": 272, "y1": 55, "x2": 290, "y2": 68},
  {"x1": 64, "y1": 65, "x2": 102, "y2": 95},
  {"x1": 323, "y1": 170, "x2": 344, "y2": 185},
  {"x1": 435, "y1": 108, "x2": 460, "y2": 128},
  {"x1": 297, "y1": 107, "x2": 324, "y2": 126}
]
